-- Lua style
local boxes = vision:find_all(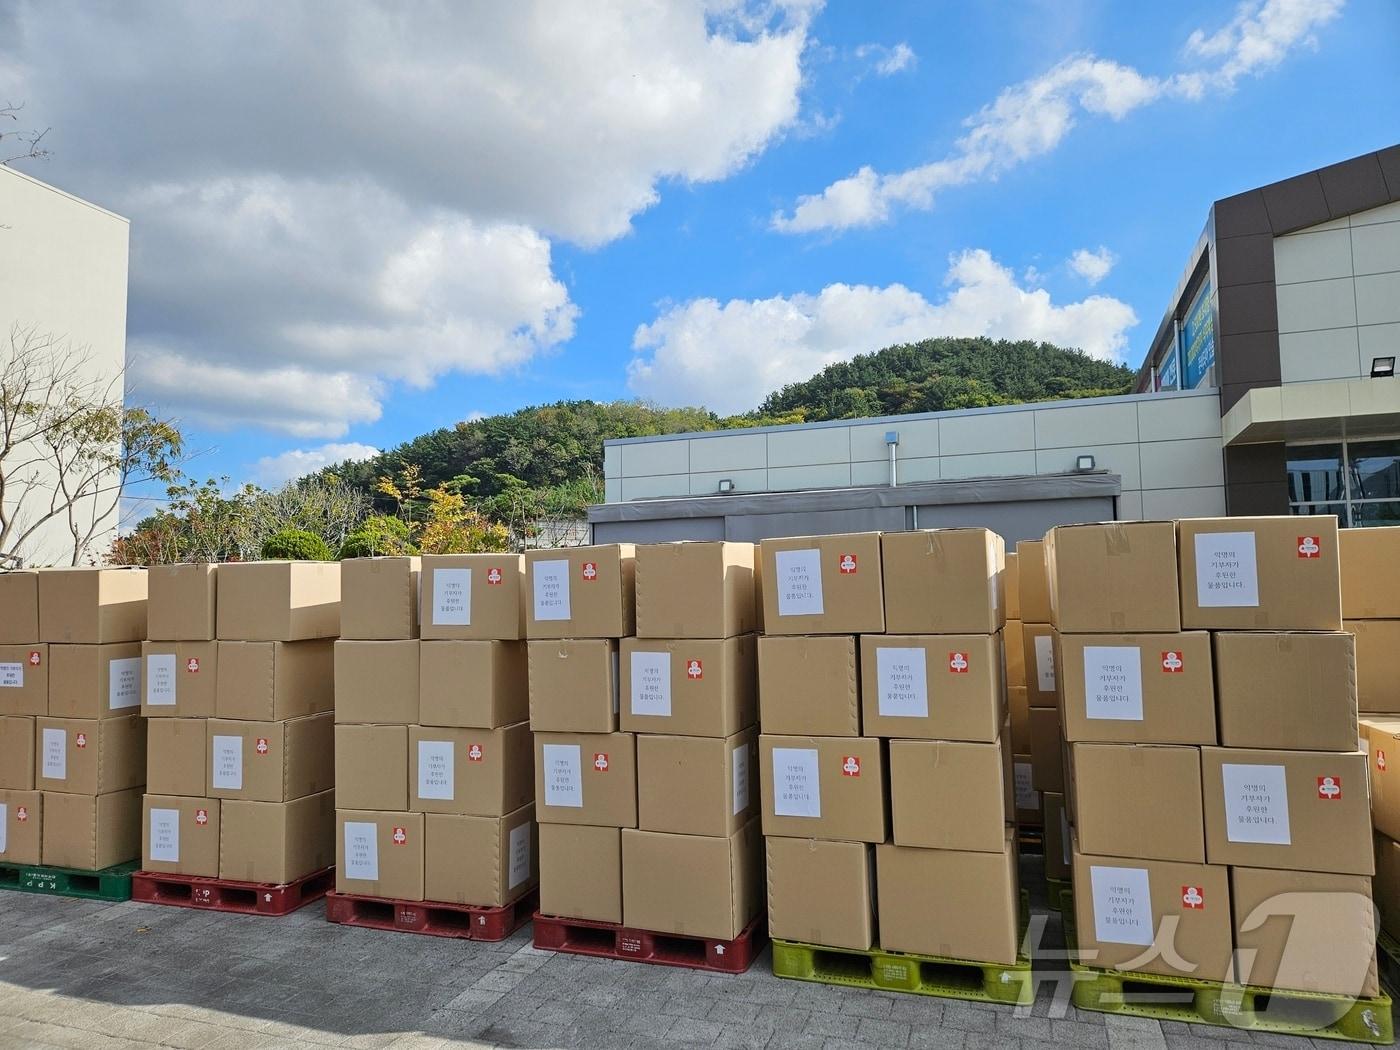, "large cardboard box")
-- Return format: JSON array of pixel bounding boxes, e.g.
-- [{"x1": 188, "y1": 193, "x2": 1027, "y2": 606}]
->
[
  {"x1": 1029, "y1": 707, "x2": 1064, "y2": 793},
  {"x1": 36, "y1": 715, "x2": 145, "y2": 795},
  {"x1": 634, "y1": 541, "x2": 756, "y2": 639},
  {"x1": 525, "y1": 545, "x2": 636, "y2": 640},
  {"x1": 1071, "y1": 743, "x2": 1204, "y2": 862},
  {"x1": 1013, "y1": 755, "x2": 1040, "y2": 826},
  {"x1": 1004, "y1": 553, "x2": 1021, "y2": 621},
  {"x1": 206, "y1": 713, "x2": 334, "y2": 803},
  {"x1": 410, "y1": 723, "x2": 533, "y2": 817},
  {"x1": 1004, "y1": 620, "x2": 1025, "y2": 689},
  {"x1": 216, "y1": 561, "x2": 340, "y2": 641},
  {"x1": 890, "y1": 739, "x2": 1007, "y2": 852},
  {"x1": 48, "y1": 642, "x2": 142, "y2": 719},
  {"x1": 0, "y1": 571, "x2": 39, "y2": 644},
  {"x1": 757, "y1": 635, "x2": 859, "y2": 737},
  {"x1": 622, "y1": 821, "x2": 762, "y2": 940},
  {"x1": 420, "y1": 553, "x2": 525, "y2": 641},
  {"x1": 759, "y1": 735, "x2": 886, "y2": 843},
  {"x1": 1200, "y1": 747, "x2": 1371, "y2": 875},
  {"x1": 142, "y1": 794, "x2": 219, "y2": 877},
  {"x1": 620, "y1": 635, "x2": 757, "y2": 737},
  {"x1": 1349, "y1": 620, "x2": 1400, "y2": 714},
  {"x1": 1340, "y1": 527, "x2": 1400, "y2": 619},
  {"x1": 421, "y1": 640, "x2": 528, "y2": 729},
  {"x1": 1046, "y1": 522, "x2": 1181, "y2": 633},
  {"x1": 0, "y1": 715, "x2": 34, "y2": 789},
  {"x1": 38, "y1": 567, "x2": 147, "y2": 644},
  {"x1": 333, "y1": 640, "x2": 418, "y2": 724},
  {"x1": 765, "y1": 837, "x2": 874, "y2": 950},
  {"x1": 758, "y1": 533, "x2": 884, "y2": 636},
  {"x1": 1177, "y1": 516, "x2": 1342, "y2": 631},
  {"x1": 859, "y1": 635, "x2": 1003, "y2": 742},
  {"x1": 340, "y1": 556, "x2": 420, "y2": 640},
  {"x1": 424, "y1": 805, "x2": 537, "y2": 906},
  {"x1": 526, "y1": 639, "x2": 617, "y2": 734},
  {"x1": 218, "y1": 640, "x2": 335, "y2": 721},
  {"x1": 146, "y1": 564, "x2": 216, "y2": 642},
  {"x1": 534, "y1": 731, "x2": 636, "y2": 828},
  {"x1": 1230, "y1": 866, "x2": 1378, "y2": 997},
  {"x1": 1016, "y1": 540, "x2": 1050, "y2": 624},
  {"x1": 539, "y1": 823, "x2": 620, "y2": 923},
  {"x1": 1377, "y1": 834, "x2": 1400, "y2": 942},
  {"x1": 1043, "y1": 791, "x2": 1071, "y2": 880},
  {"x1": 142, "y1": 641, "x2": 217, "y2": 717},
  {"x1": 1057, "y1": 632, "x2": 1216, "y2": 745},
  {"x1": 219, "y1": 790, "x2": 335, "y2": 883},
  {"x1": 146, "y1": 717, "x2": 209, "y2": 797},
  {"x1": 41, "y1": 787, "x2": 141, "y2": 869},
  {"x1": 1072, "y1": 844, "x2": 1233, "y2": 982},
  {"x1": 880, "y1": 528, "x2": 1004, "y2": 635},
  {"x1": 636, "y1": 729, "x2": 757, "y2": 837},
  {"x1": 335, "y1": 724, "x2": 408, "y2": 810},
  {"x1": 1361, "y1": 719, "x2": 1400, "y2": 842},
  {"x1": 876, "y1": 833, "x2": 1020, "y2": 964},
  {"x1": 1022, "y1": 623, "x2": 1058, "y2": 708},
  {"x1": 0, "y1": 789, "x2": 41, "y2": 864},
  {"x1": 336, "y1": 809, "x2": 425, "y2": 900},
  {"x1": 1008, "y1": 687, "x2": 1030, "y2": 754},
  {"x1": 1214, "y1": 632, "x2": 1357, "y2": 751},
  {"x1": 0, "y1": 643, "x2": 48, "y2": 716}
]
